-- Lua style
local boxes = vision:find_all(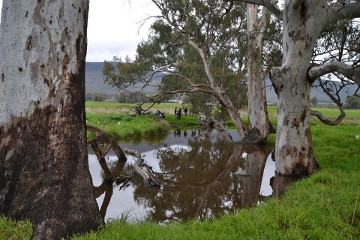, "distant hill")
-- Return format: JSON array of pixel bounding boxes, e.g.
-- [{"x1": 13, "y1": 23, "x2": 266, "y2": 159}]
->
[
  {"x1": 264, "y1": 77, "x2": 358, "y2": 105},
  {"x1": 85, "y1": 62, "x2": 163, "y2": 95},
  {"x1": 85, "y1": 62, "x2": 358, "y2": 103},
  {"x1": 1, "y1": 62, "x2": 354, "y2": 104}
]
